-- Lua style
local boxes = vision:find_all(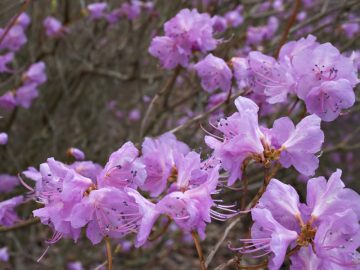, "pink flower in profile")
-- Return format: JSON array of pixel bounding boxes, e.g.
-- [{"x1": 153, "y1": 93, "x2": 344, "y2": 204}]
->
[
  {"x1": 0, "y1": 174, "x2": 19, "y2": 193},
  {"x1": 0, "y1": 25, "x2": 27, "y2": 52},
  {"x1": 15, "y1": 13, "x2": 31, "y2": 29},
  {"x1": 67, "y1": 261, "x2": 84, "y2": 270},
  {"x1": 0, "y1": 91, "x2": 17, "y2": 110},
  {"x1": 211, "y1": 15, "x2": 227, "y2": 33},
  {"x1": 0, "y1": 196, "x2": 23, "y2": 226},
  {"x1": 0, "y1": 132, "x2": 8, "y2": 145},
  {"x1": 15, "y1": 83, "x2": 39, "y2": 109},
  {"x1": 120, "y1": 0, "x2": 142, "y2": 20},
  {"x1": 0, "y1": 52, "x2": 14, "y2": 73},
  {"x1": 23, "y1": 62, "x2": 47, "y2": 85},
  {"x1": 224, "y1": 6, "x2": 244, "y2": 27},
  {"x1": 87, "y1": 3, "x2": 108, "y2": 20},
  {"x1": 270, "y1": 114, "x2": 324, "y2": 176},
  {"x1": 67, "y1": 147, "x2": 85, "y2": 161},
  {"x1": 341, "y1": 22, "x2": 359, "y2": 38},
  {"x1": 156, "y1": 164, "x2": 233, "y2": 239},
  {"x1": 140, "y1": 132, "x2": 190, "y2": 197},
  {"x1": 205, "y1": 97, "x2": 265, "y2": 185},
  {"x1": 194, "y1": 54, "x2": 232, "y2": 93},
  {"x1": 97, "y1": 142, "x2": 146, "y2": 189},
  {"x1": 0, "y1": 247, "x2": 9, "y2": 262},
  {"x1": 69, "y1": 161, "x2": 103, "y2": 182},
  {"x1": 43, "y1": 16, "x2": 67, "y2": 38},
  {"x1": 128, "y1": 109, "x2": 141, "y2": 122}
]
